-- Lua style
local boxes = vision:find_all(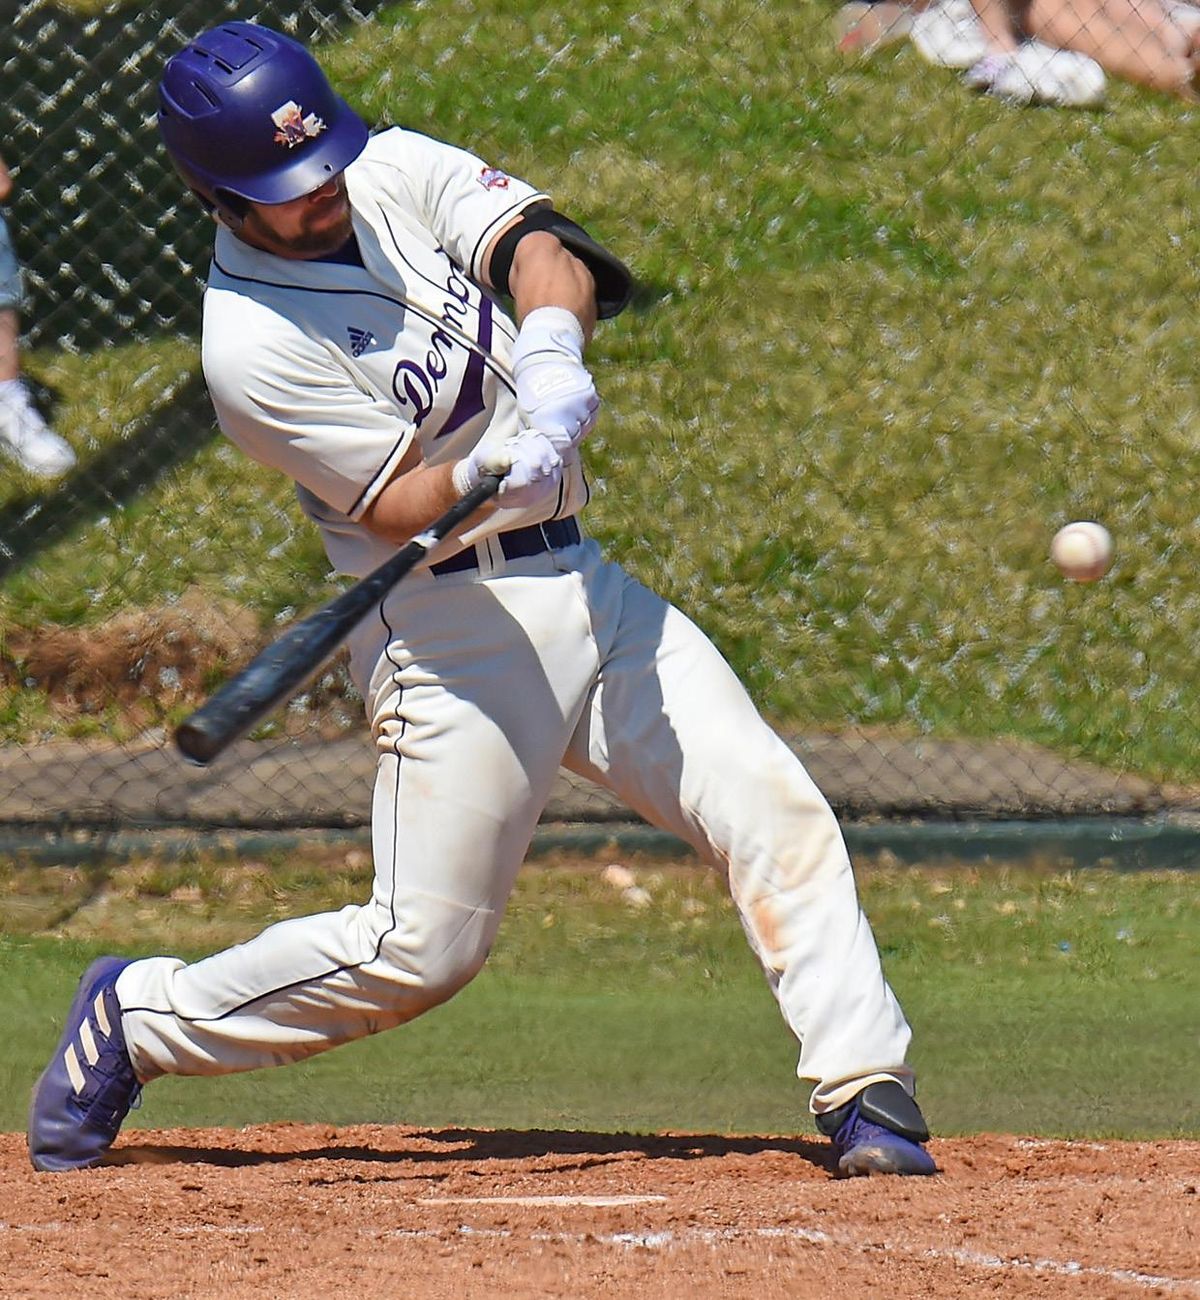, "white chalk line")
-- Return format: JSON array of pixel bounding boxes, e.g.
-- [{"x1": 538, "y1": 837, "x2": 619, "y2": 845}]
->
[
  {"x1": 421, "y1": 1195, "x2": 668, "y2": 1208},
  {"x1": 4, "y1": 1213, "x2": 1196, "y2": 1292},
  {"x1": 375, "y1": 1220, "x2": 1200, "y2": 1293}
]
